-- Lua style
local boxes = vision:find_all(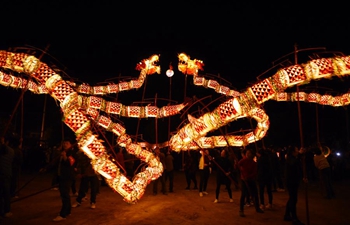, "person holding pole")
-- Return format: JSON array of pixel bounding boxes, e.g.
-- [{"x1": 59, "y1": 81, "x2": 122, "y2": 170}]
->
[
  {"x1": 313, "y1": 146, "x2": 335, "y2": 199},
  {"x1": 213, "y1": 149, "x2": 233, "y2": 203}
]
